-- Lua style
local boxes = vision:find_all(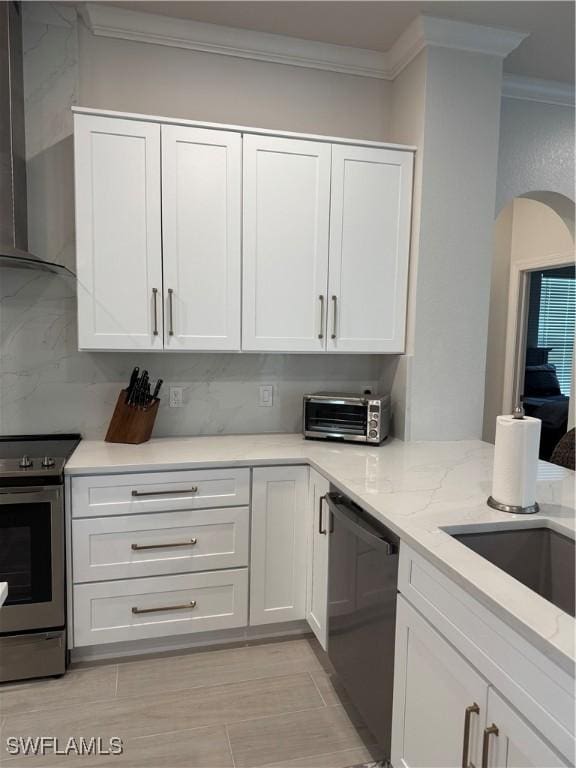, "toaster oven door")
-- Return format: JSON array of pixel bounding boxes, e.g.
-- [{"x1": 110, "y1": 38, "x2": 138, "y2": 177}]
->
[{"x1": 305, "y1": 400, "x2": 367, "y2": 440}]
